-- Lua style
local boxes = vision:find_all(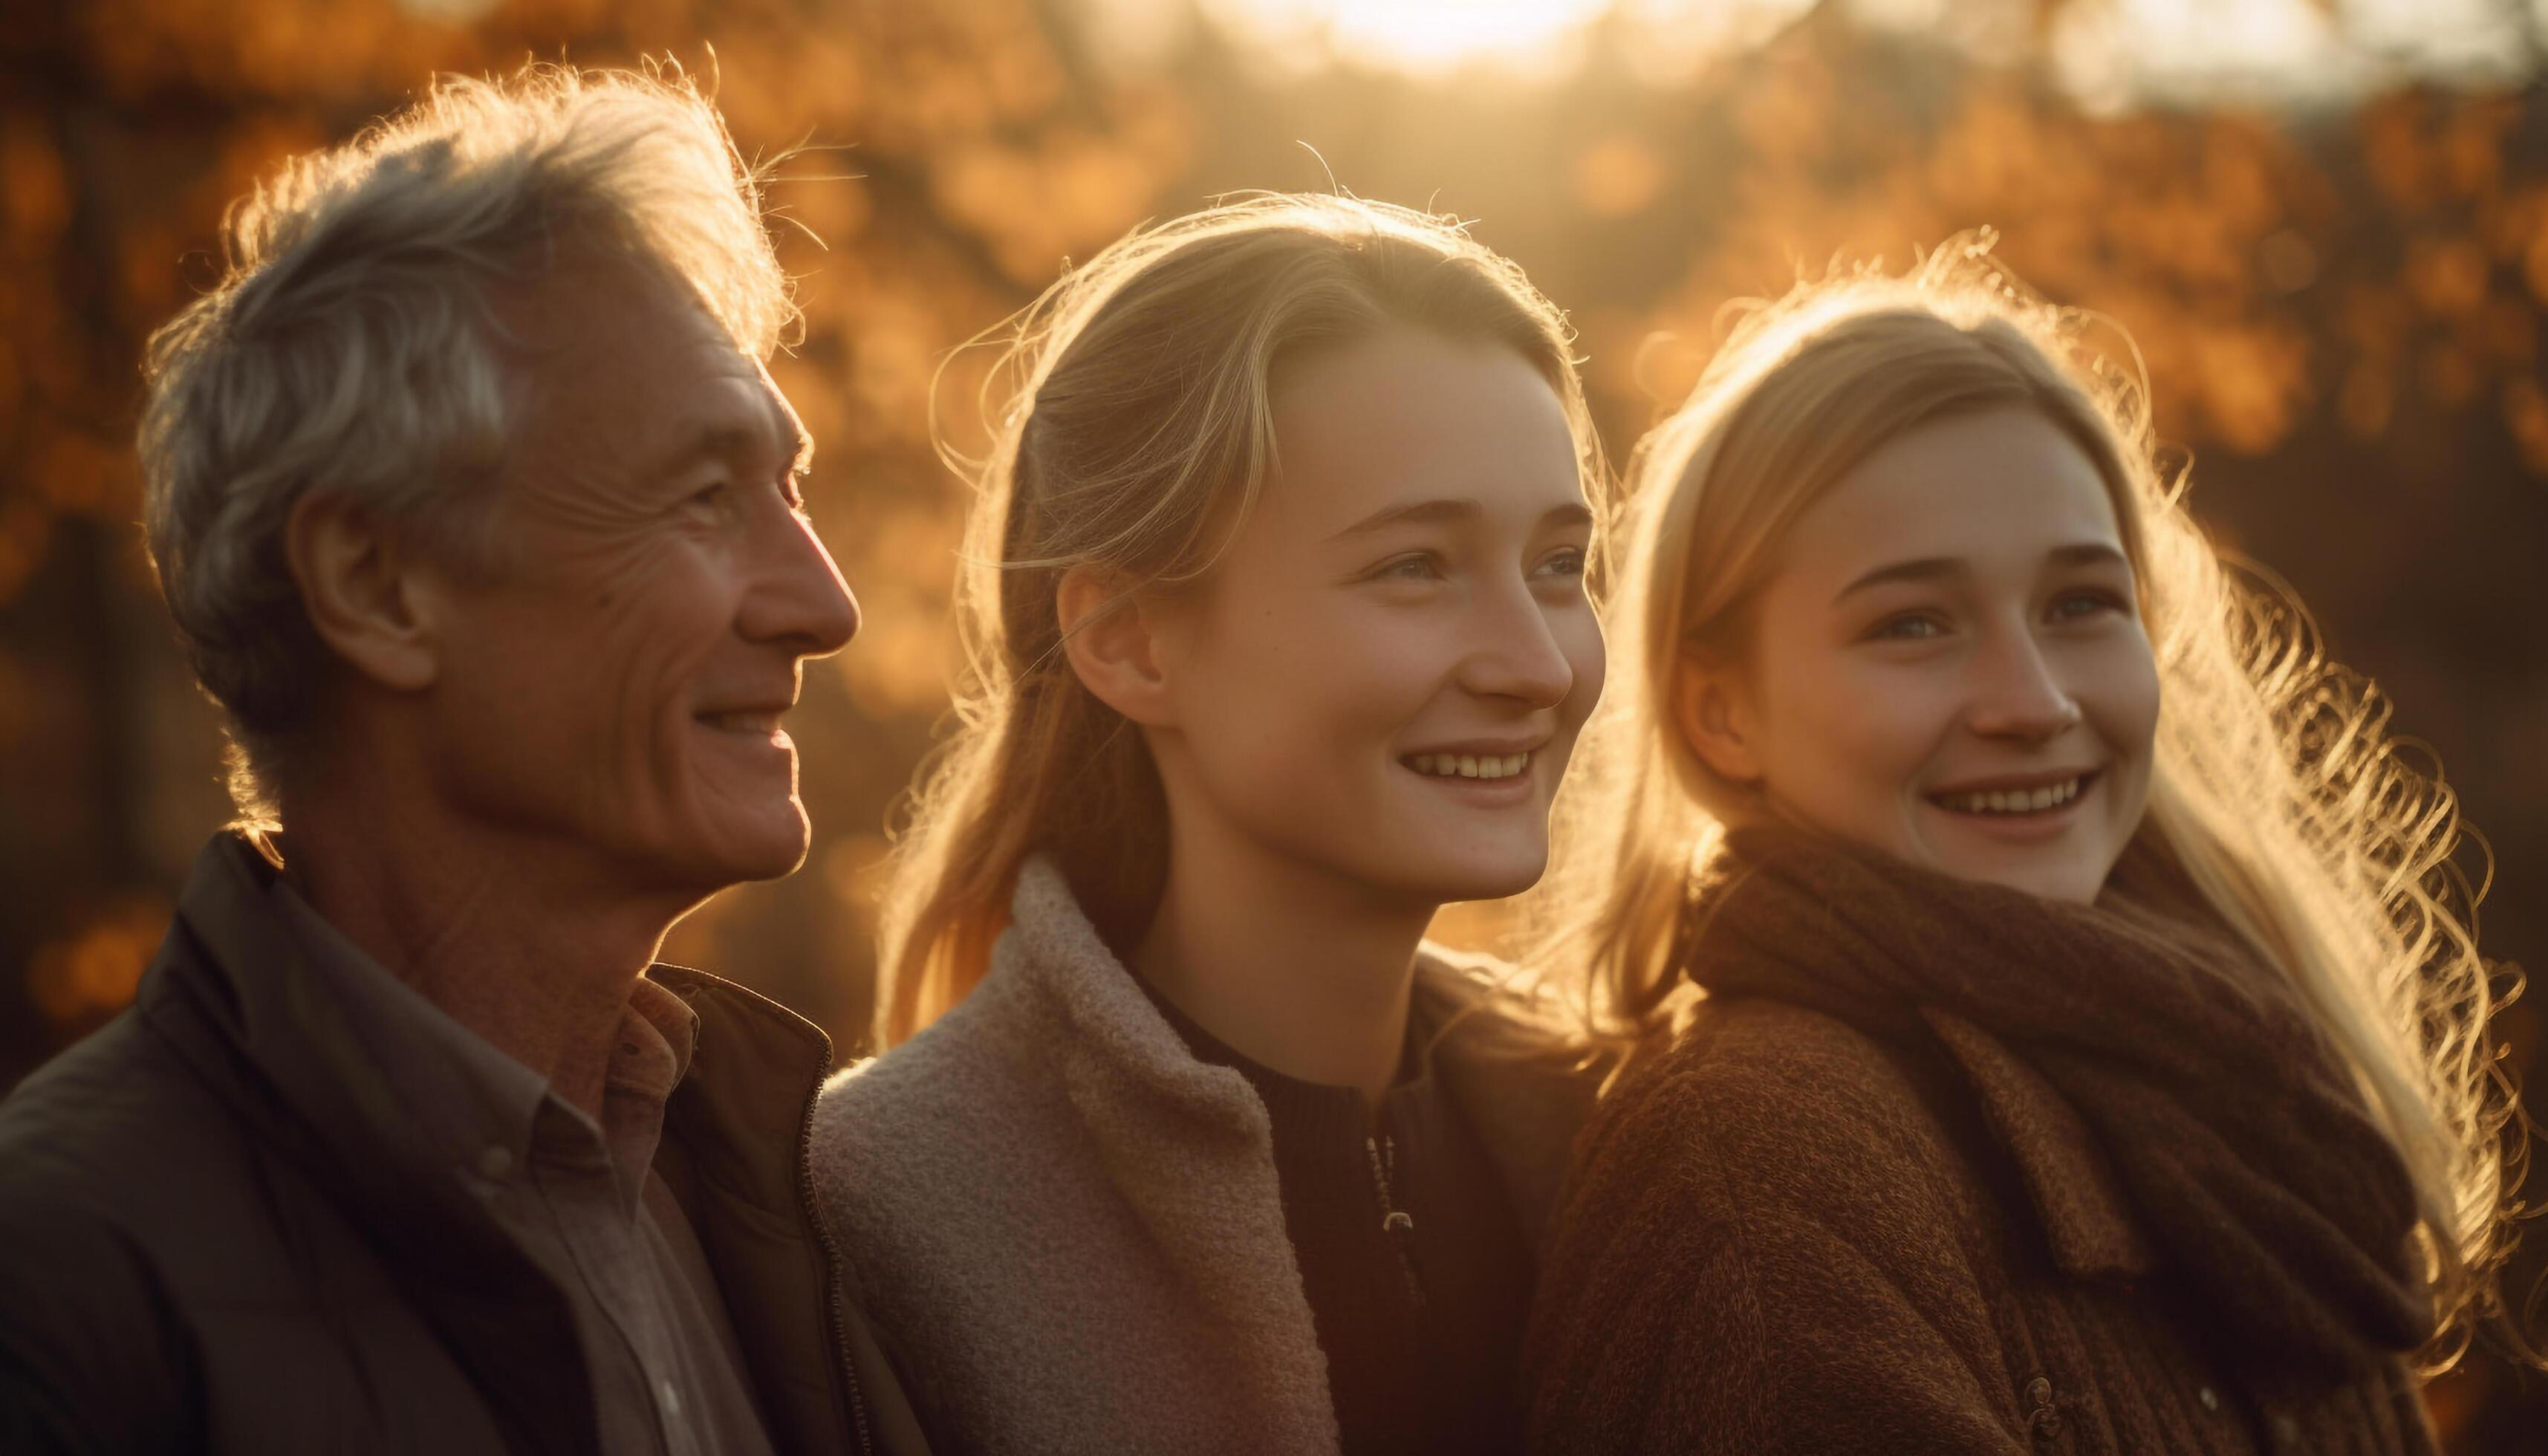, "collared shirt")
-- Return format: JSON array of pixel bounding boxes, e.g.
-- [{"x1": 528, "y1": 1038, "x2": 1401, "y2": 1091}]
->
[
  {"x1": 1137, "y1": 979, "x2": 1534, "y2": 1456},
  {"x1": 270, "y1": 880, "x2": 779, "y2": 1456}
]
